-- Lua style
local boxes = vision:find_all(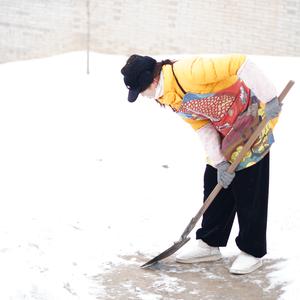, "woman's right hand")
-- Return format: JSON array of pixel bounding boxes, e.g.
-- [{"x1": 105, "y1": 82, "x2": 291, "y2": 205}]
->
[{"x1": 216, "y1": 161, "x2": 235, "y2": 189}]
